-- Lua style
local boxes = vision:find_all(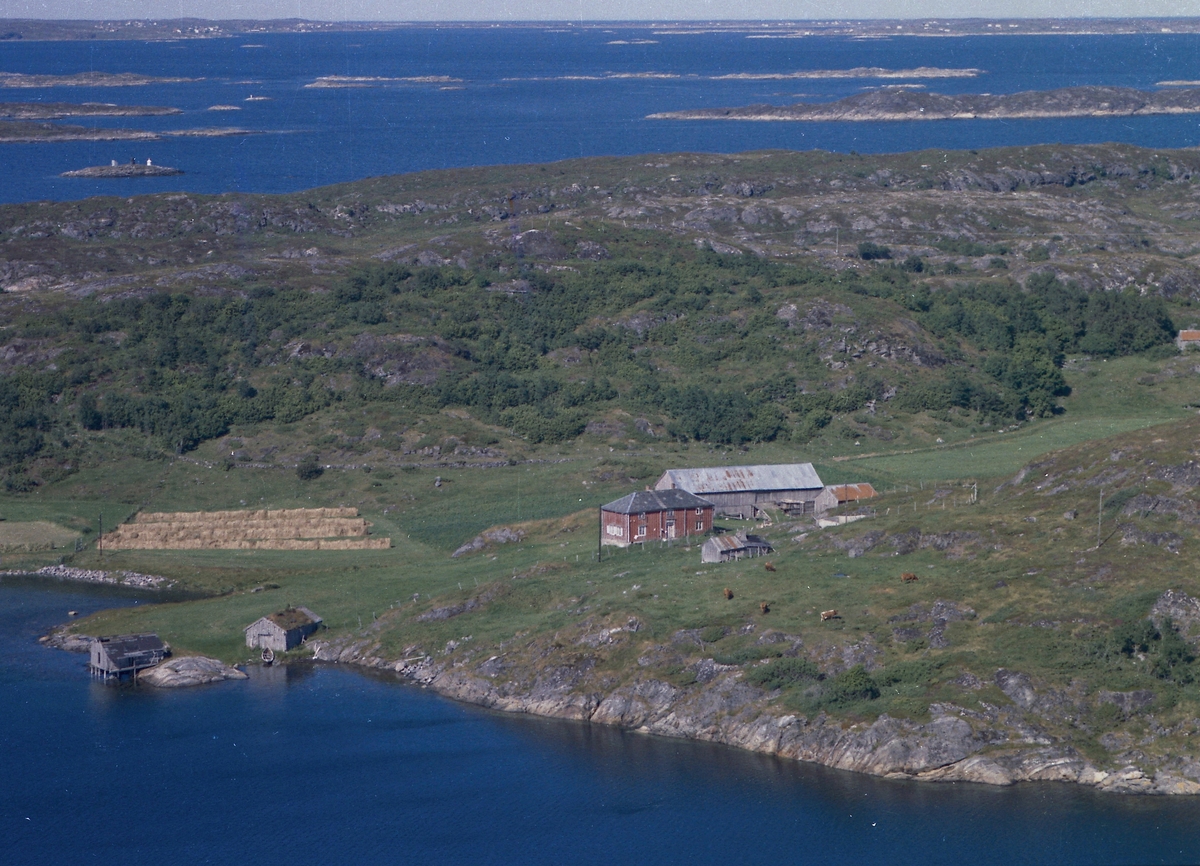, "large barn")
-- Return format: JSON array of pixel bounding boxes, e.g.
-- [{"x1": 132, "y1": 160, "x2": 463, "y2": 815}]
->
[
  {"x1": 654, "y1": 463, "x2": 824, "y2": 519},
  {"x1": 601, "y1": 489, "x2": 714, "y2": 547}
]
